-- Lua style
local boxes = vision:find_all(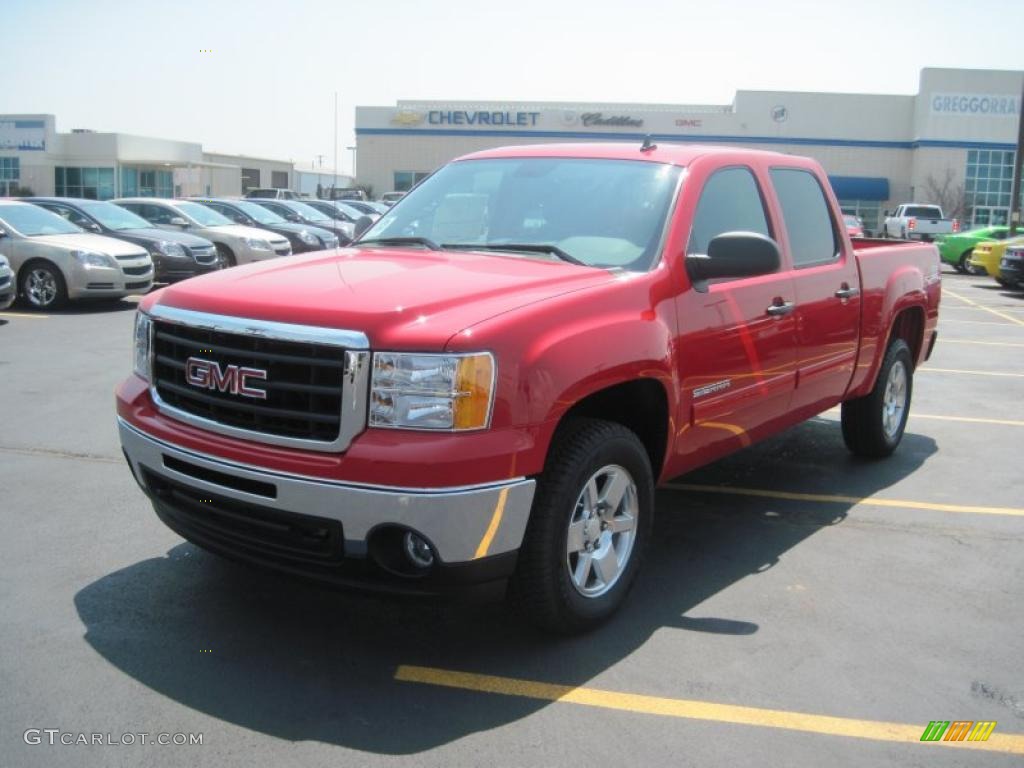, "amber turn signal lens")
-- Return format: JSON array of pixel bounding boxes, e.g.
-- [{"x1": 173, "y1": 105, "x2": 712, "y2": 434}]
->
[{"x1": 453, "y1": 354, "x2": 495, "y2": 430}]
